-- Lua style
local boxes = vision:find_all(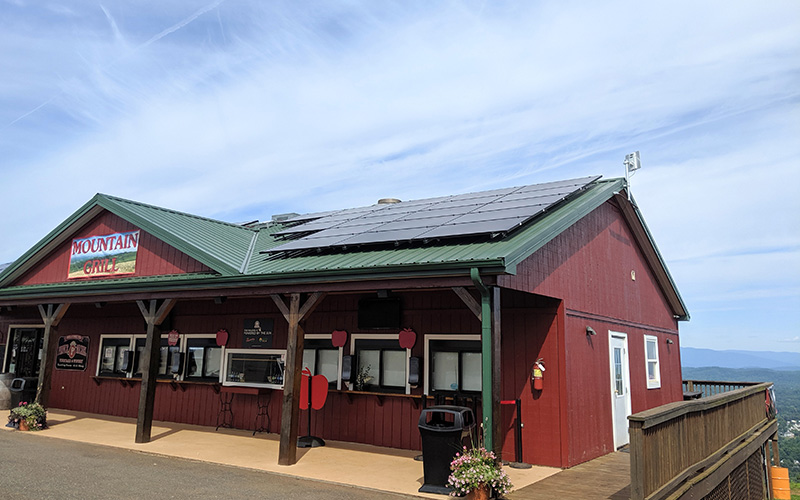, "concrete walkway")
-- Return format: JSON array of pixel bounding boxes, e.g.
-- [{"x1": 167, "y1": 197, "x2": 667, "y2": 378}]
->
[{"x1": 3, "y1": 409, "x2": 560, "y2": 498}]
